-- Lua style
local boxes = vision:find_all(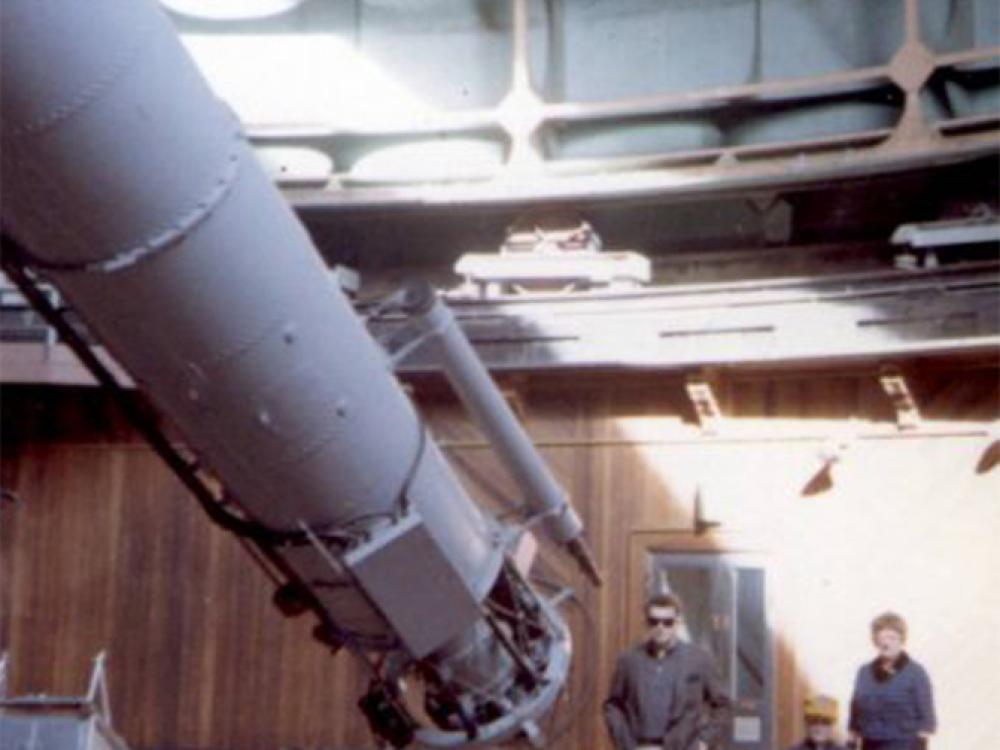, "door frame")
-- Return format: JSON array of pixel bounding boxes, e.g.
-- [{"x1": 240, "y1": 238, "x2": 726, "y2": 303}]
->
[{"x1": 627, "y1": 529, "x2": 779, "y2": 748}]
